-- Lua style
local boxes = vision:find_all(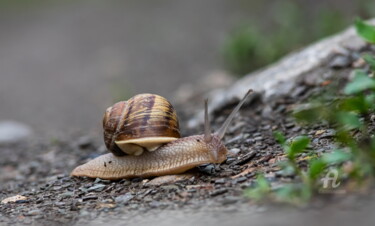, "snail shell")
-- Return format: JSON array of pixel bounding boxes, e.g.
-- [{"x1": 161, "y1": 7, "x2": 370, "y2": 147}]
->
[{"x1": 103, "y1": 94, "x2": 181, "y2": 156}]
